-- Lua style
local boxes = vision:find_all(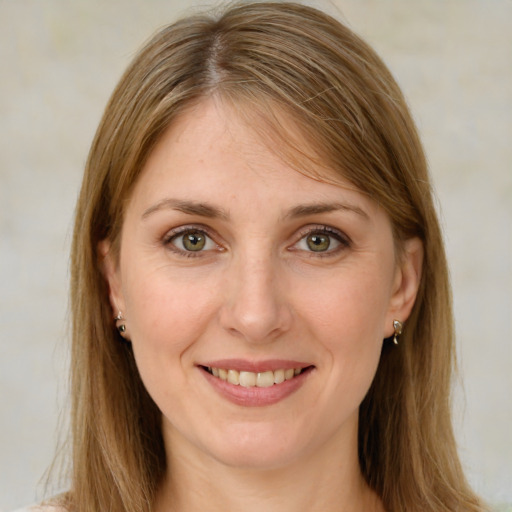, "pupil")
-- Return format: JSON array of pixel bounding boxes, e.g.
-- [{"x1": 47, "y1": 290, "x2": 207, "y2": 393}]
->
[
  {"x1": 184, "y1": 232, "x2": 205, "y2": 251},
  {"x1": 307, "y1": 234, "x2": 330, "y2": 251}
]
